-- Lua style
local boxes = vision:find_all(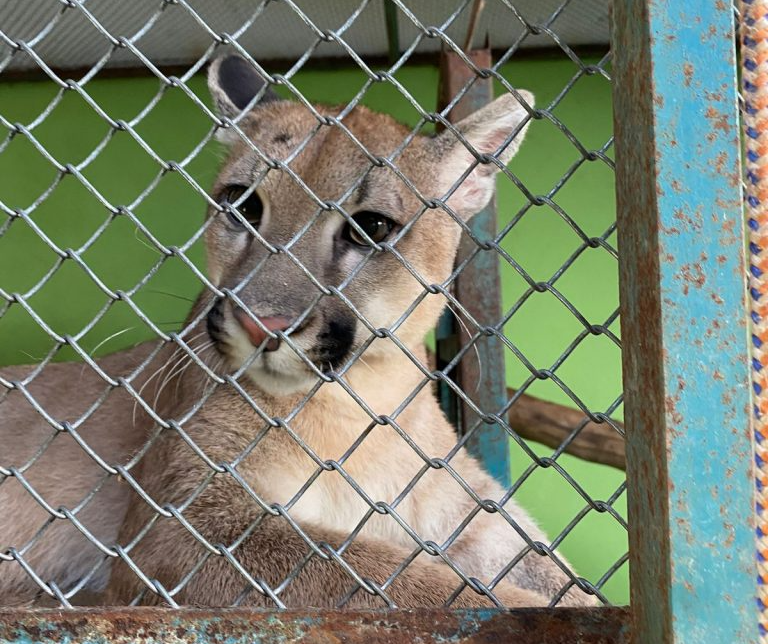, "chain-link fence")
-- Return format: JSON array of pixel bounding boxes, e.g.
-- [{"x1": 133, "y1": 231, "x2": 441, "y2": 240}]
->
[{"x1": 0, "y1": 0, "x2": 626, "y2": 611}]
